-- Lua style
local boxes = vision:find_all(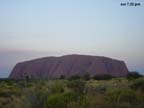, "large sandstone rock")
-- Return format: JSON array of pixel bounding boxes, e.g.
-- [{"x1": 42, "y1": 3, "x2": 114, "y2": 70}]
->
[{"x1": 9, "y1": 54, "x2": 129, "y2": 79}]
